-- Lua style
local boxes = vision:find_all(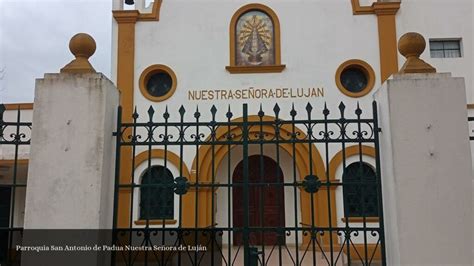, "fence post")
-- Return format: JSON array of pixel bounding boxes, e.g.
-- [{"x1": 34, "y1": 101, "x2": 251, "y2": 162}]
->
[
  {"x1": 374, "y1": 33, "x2": 472, "y2": 265},
  {"x1": 22, "y1": 34, "x2": 120, "y2": 265},
  {"x1": 242, "y1": 103, "x2": 250, "y2": 266}
]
